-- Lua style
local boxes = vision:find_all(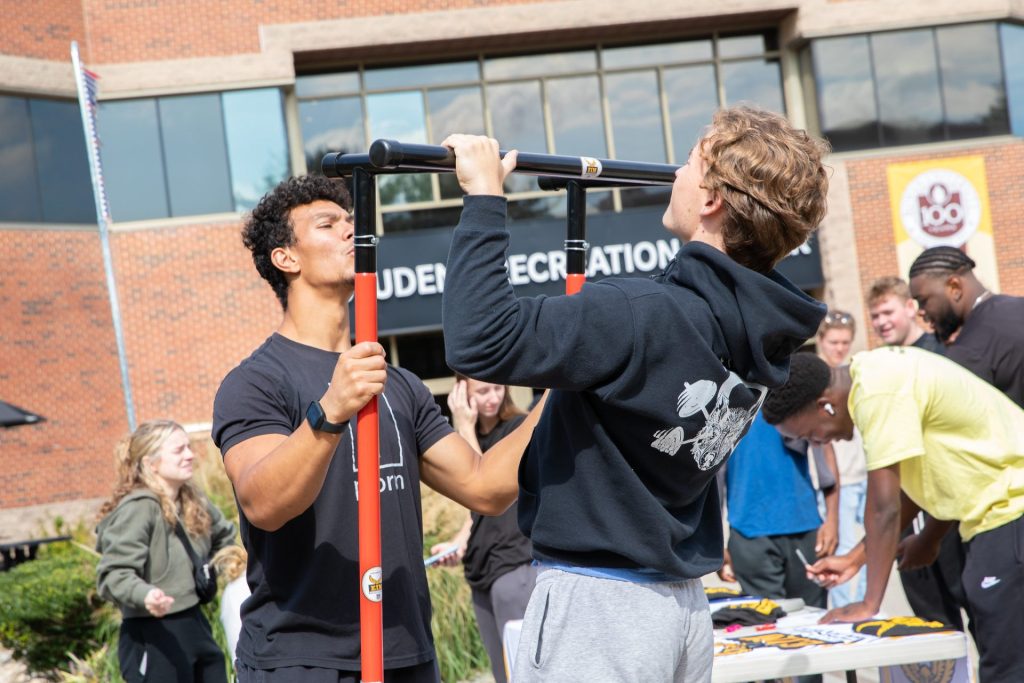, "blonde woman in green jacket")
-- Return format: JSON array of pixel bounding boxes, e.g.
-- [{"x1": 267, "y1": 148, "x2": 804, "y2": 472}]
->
[{"x1": 96, "y1": 420, "x2": 237, "y2": 682}]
